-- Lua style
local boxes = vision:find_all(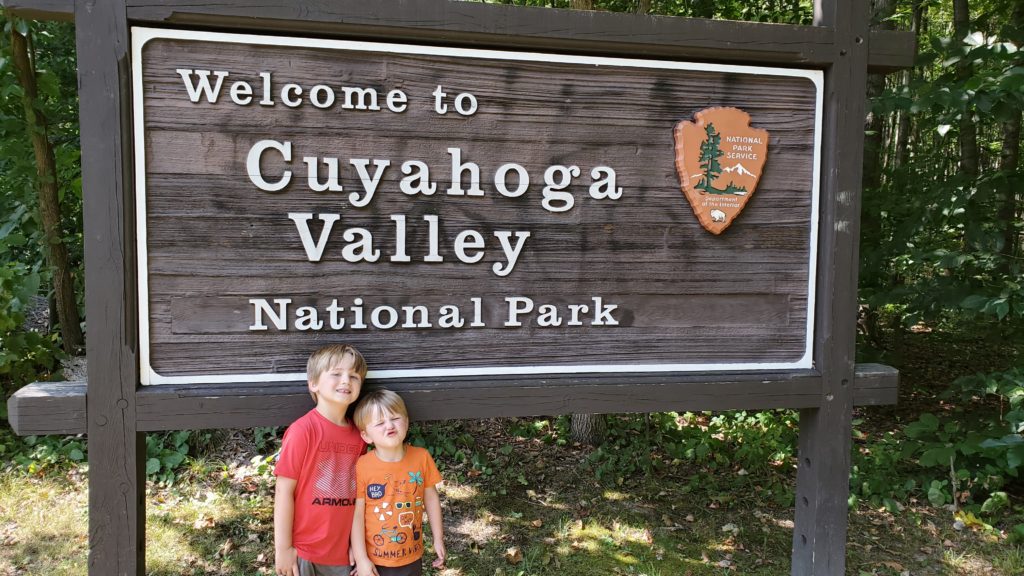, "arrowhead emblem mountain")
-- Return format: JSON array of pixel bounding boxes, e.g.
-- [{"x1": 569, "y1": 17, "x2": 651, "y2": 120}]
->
[{"x1": 673, "y1": 107, "x2": 769, "y2": 235}]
